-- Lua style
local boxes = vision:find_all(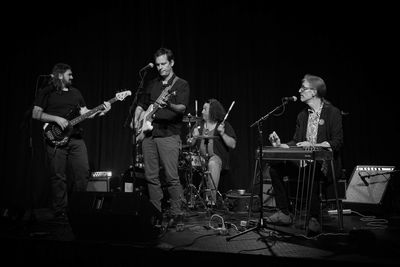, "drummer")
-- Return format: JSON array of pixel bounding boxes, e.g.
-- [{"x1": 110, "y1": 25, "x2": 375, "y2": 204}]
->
[{"x1": 187, "y1": 99, "x2": 237, "y2": 207}]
